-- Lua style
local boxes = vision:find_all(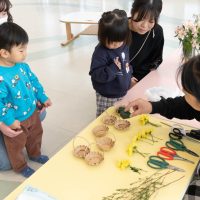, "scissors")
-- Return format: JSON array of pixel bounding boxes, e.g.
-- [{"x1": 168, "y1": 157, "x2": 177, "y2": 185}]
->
[
  {"x1": 187, "y1": 129, "x2": 200, "y2": 140},
  {"x1": 161, "y1": 122, "x2": 200, "y2": 143},
  {"x1": 166, "y1": 138, "x2": 199, "y2": 157},
  {"x1": 169, "y1": 127, "x2": 184, "y2": 140},
  {"x1": 157, "y1": 147, "x2": 194, "y2": 164},
  {"x1": 147, "y1": 156, "x2": 185, "y2": 172}
]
